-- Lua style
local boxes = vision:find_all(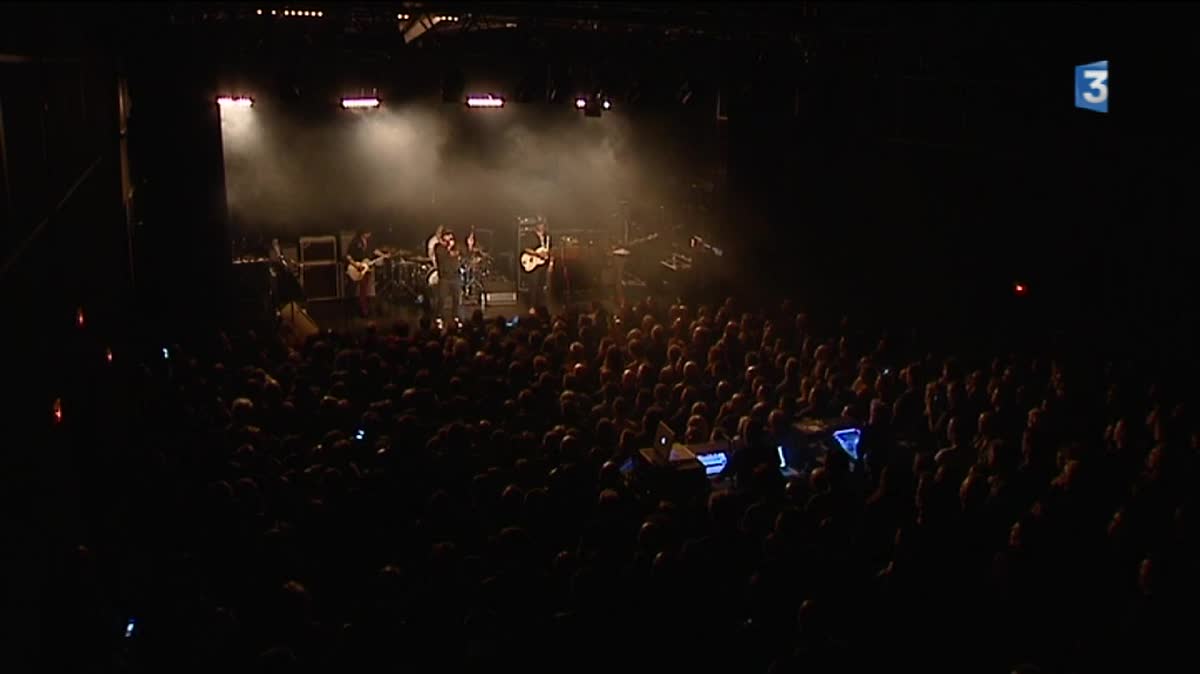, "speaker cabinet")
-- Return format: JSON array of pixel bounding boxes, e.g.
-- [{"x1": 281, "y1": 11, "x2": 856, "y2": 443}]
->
[{"x1": 301, "y1": 262, "x2": 341, "y2": 300}]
